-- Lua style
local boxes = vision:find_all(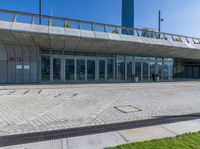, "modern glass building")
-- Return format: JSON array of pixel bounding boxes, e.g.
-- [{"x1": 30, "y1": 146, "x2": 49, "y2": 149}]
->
[
  {"x1": 41, "y1": 50, "x2": 173, "y2": 83},
  {"x1": 0, "y1": 9, "x2": 200, "y2": 84}
]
